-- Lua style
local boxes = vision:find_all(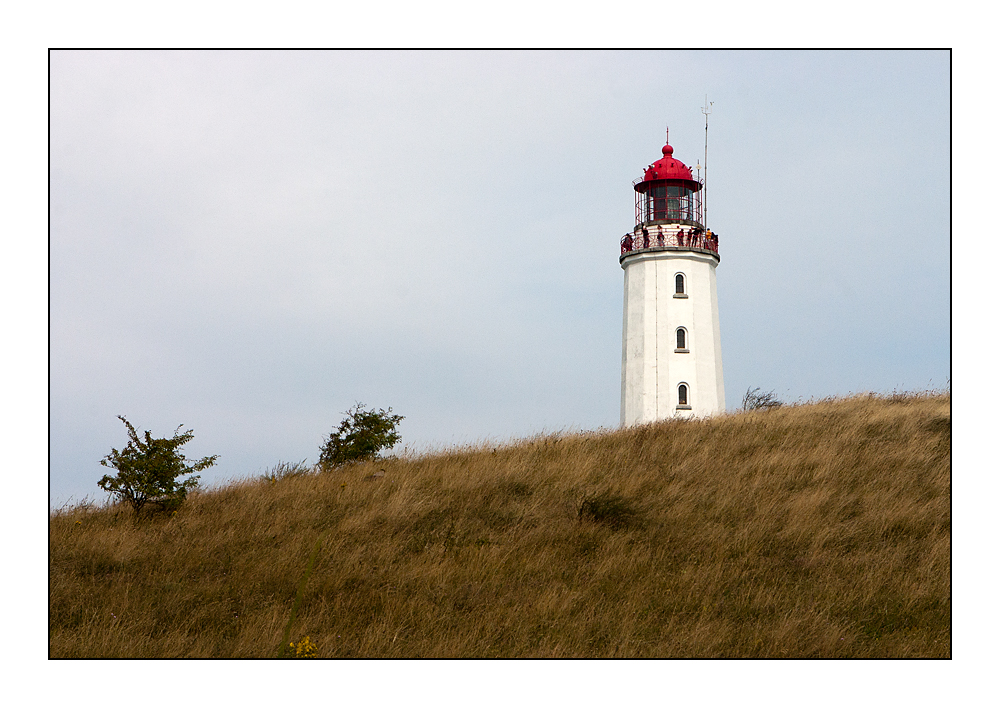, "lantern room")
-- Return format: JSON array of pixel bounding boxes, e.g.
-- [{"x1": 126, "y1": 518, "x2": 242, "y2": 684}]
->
[{"x1": 633, "y1": 142, "x2": 703, "y2": 228}]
